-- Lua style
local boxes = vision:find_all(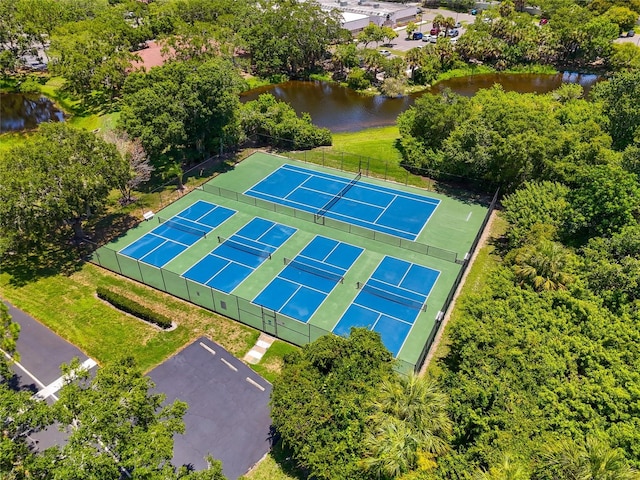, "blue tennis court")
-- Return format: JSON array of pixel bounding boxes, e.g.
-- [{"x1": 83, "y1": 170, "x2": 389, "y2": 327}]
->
[
  {"x1": 333, "y1": 256, "x2": 440, "y2": 357},
  {"x1": 244, "y1": 164, "x2": 440, "y2": 240},
  {"x1": 183, "y1": 218, "x2": 296, "y2": 293},
  {"x1": 120, "y1": 201, "x2": 236, "y2": 267},
  {"x1": 253, "y1": 236, "x2": 364, "y2": 323}
]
